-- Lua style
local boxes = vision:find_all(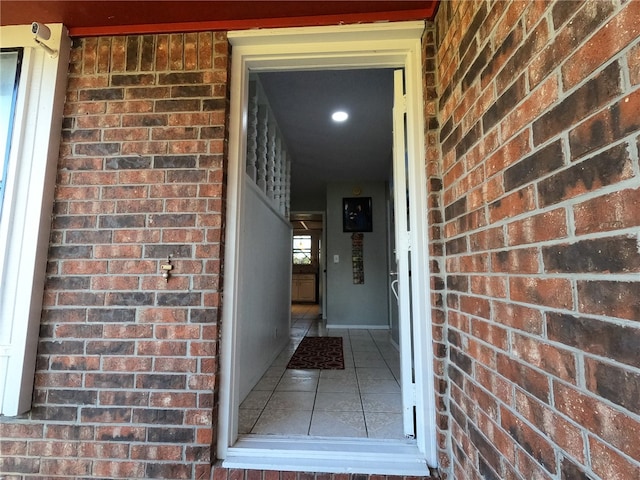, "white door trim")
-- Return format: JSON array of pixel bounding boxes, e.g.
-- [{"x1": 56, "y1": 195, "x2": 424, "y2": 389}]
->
[
  {"x1": 392, "y1": 68, "x2": 416, "y2": 439},
  {"x1": 218, "y1": 20, "x2": 437, "y2": 471}
]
